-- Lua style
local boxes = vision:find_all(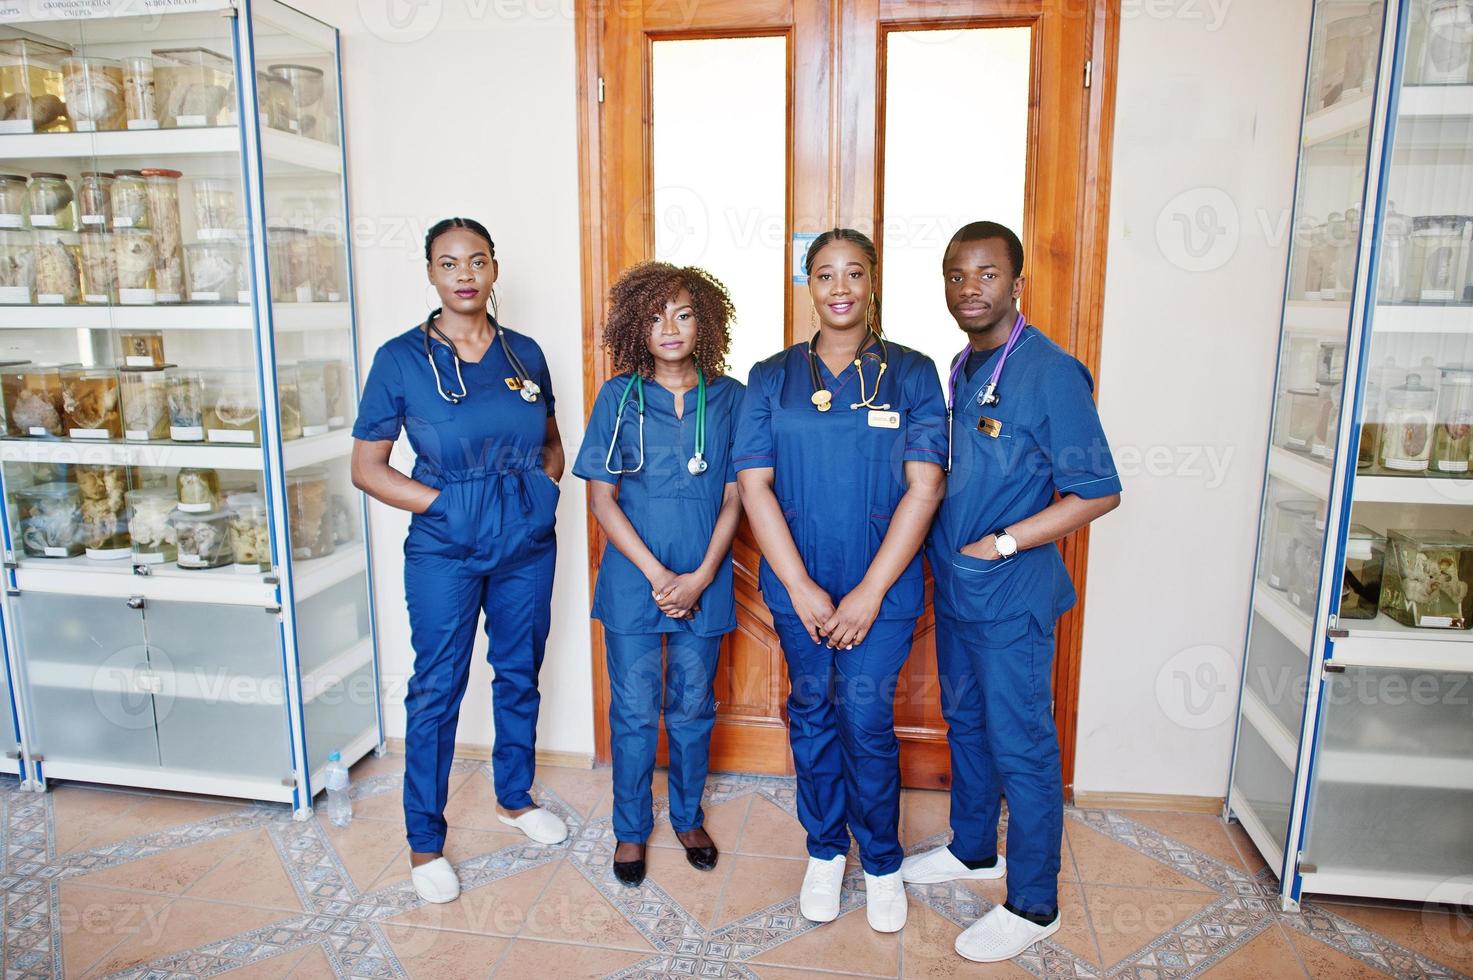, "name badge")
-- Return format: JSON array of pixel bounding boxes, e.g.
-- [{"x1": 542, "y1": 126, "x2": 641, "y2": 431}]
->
[
  {"x1": 504, "y1": 377, "x2": 523, "y2": 391},
  {"x1": 978, "y1": 416, "x2": 1003, "y2": 438},
  {"x1": 868, "y1": 410, "x2": 900, "y2": 429}
]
